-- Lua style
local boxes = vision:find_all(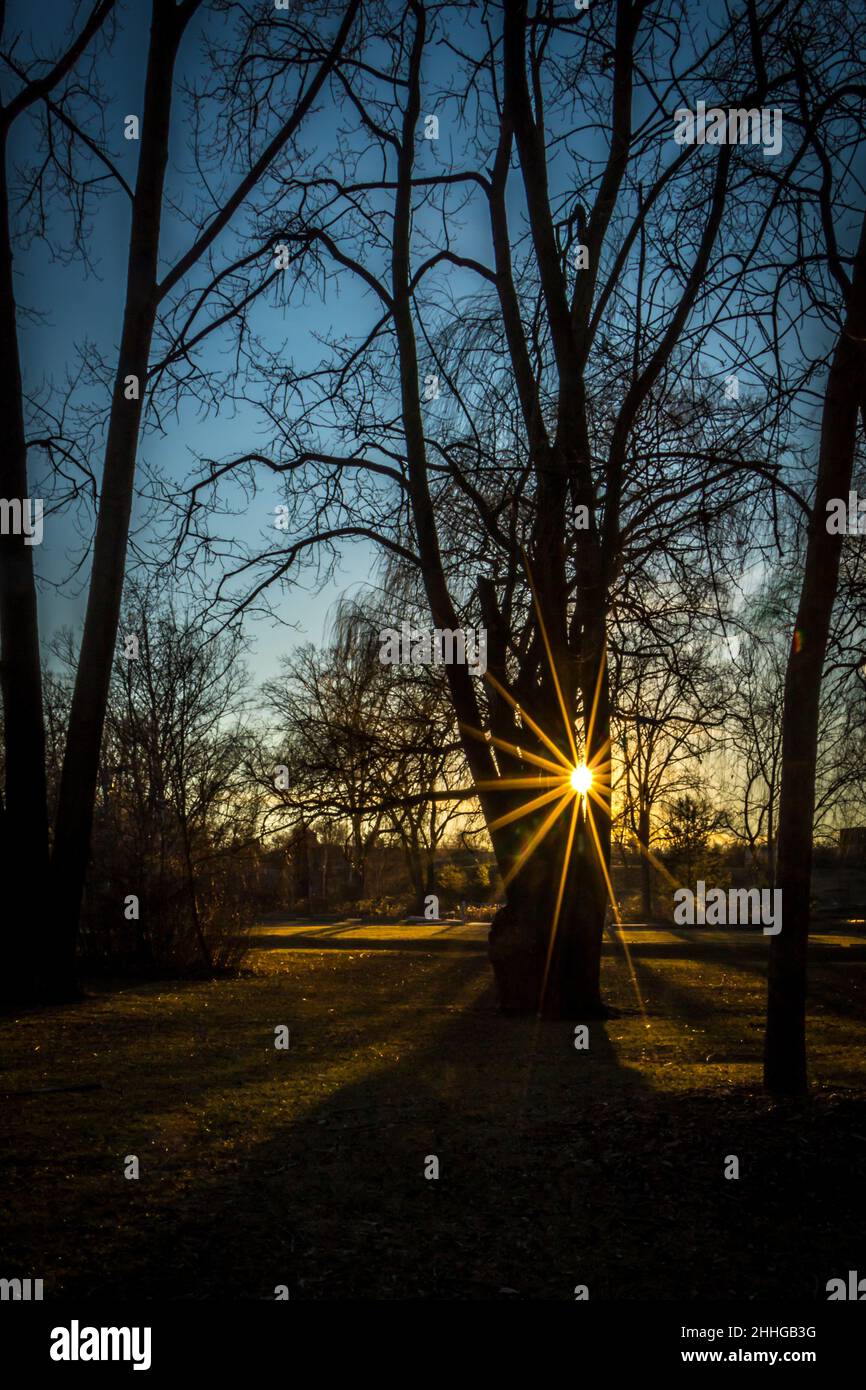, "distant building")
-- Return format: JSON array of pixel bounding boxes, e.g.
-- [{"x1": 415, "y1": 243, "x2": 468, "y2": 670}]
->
[{"x1": 839, "y1": 828, "x2": 866, "y2": 863}]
